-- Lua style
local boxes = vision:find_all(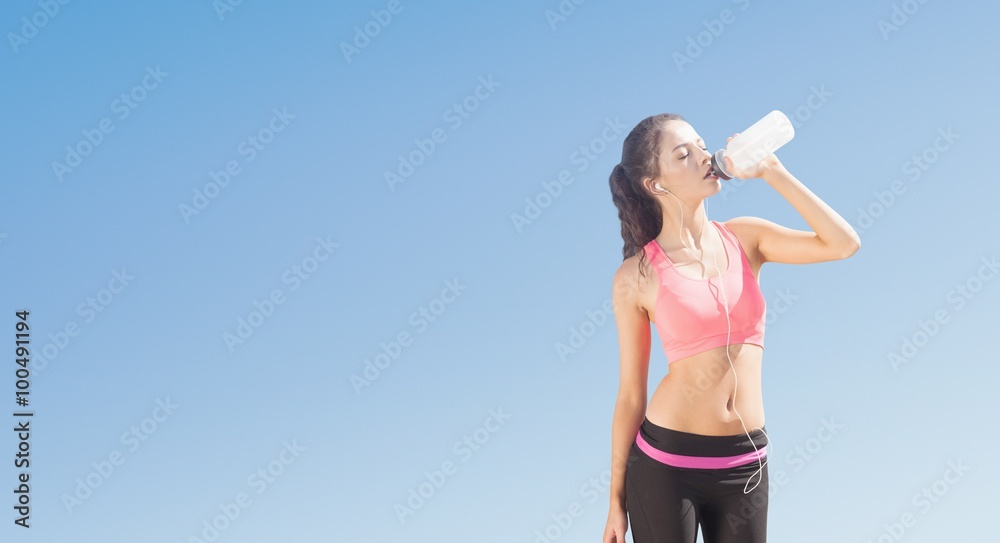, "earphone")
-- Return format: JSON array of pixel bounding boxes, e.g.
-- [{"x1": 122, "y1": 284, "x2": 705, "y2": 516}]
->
[{"x1": 660, "y1": 187, "x2": 770, "y2": 495}]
